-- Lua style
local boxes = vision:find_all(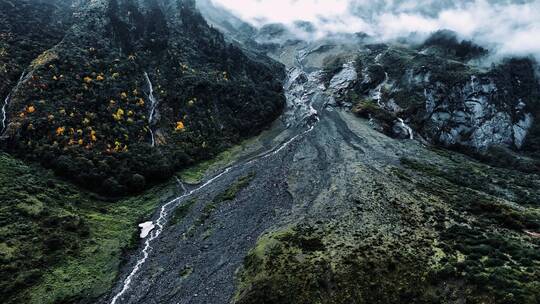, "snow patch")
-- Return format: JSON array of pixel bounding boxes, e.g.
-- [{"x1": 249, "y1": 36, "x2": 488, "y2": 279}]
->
[{"x1": 139, "y1": 221, "x2": 155, "y2": 239}]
